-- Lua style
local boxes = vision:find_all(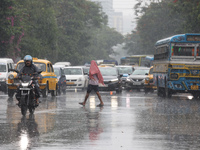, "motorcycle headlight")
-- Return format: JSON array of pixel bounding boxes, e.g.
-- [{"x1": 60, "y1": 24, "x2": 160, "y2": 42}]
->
[
  {"x1": 8, "y1": 74, "x2": 14, "y2": 80},
  {"x1": 145, "y1": 77, "x2": 149, "y2": 81},
  {"x1": 111, "y1": 79, "x2": 118, "y2": 82}
]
